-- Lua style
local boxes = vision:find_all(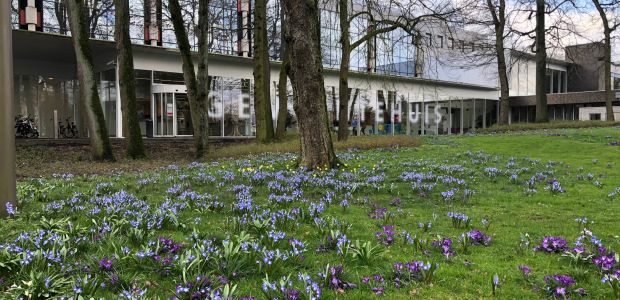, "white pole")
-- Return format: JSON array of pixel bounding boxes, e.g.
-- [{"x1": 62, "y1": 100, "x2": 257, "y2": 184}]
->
[
  {"x1": 54, "y1": 110, "x2": 58, "y2": 139},
  {"x1": 1, "y1": 1, "x2": 17, "y2": 217}
]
